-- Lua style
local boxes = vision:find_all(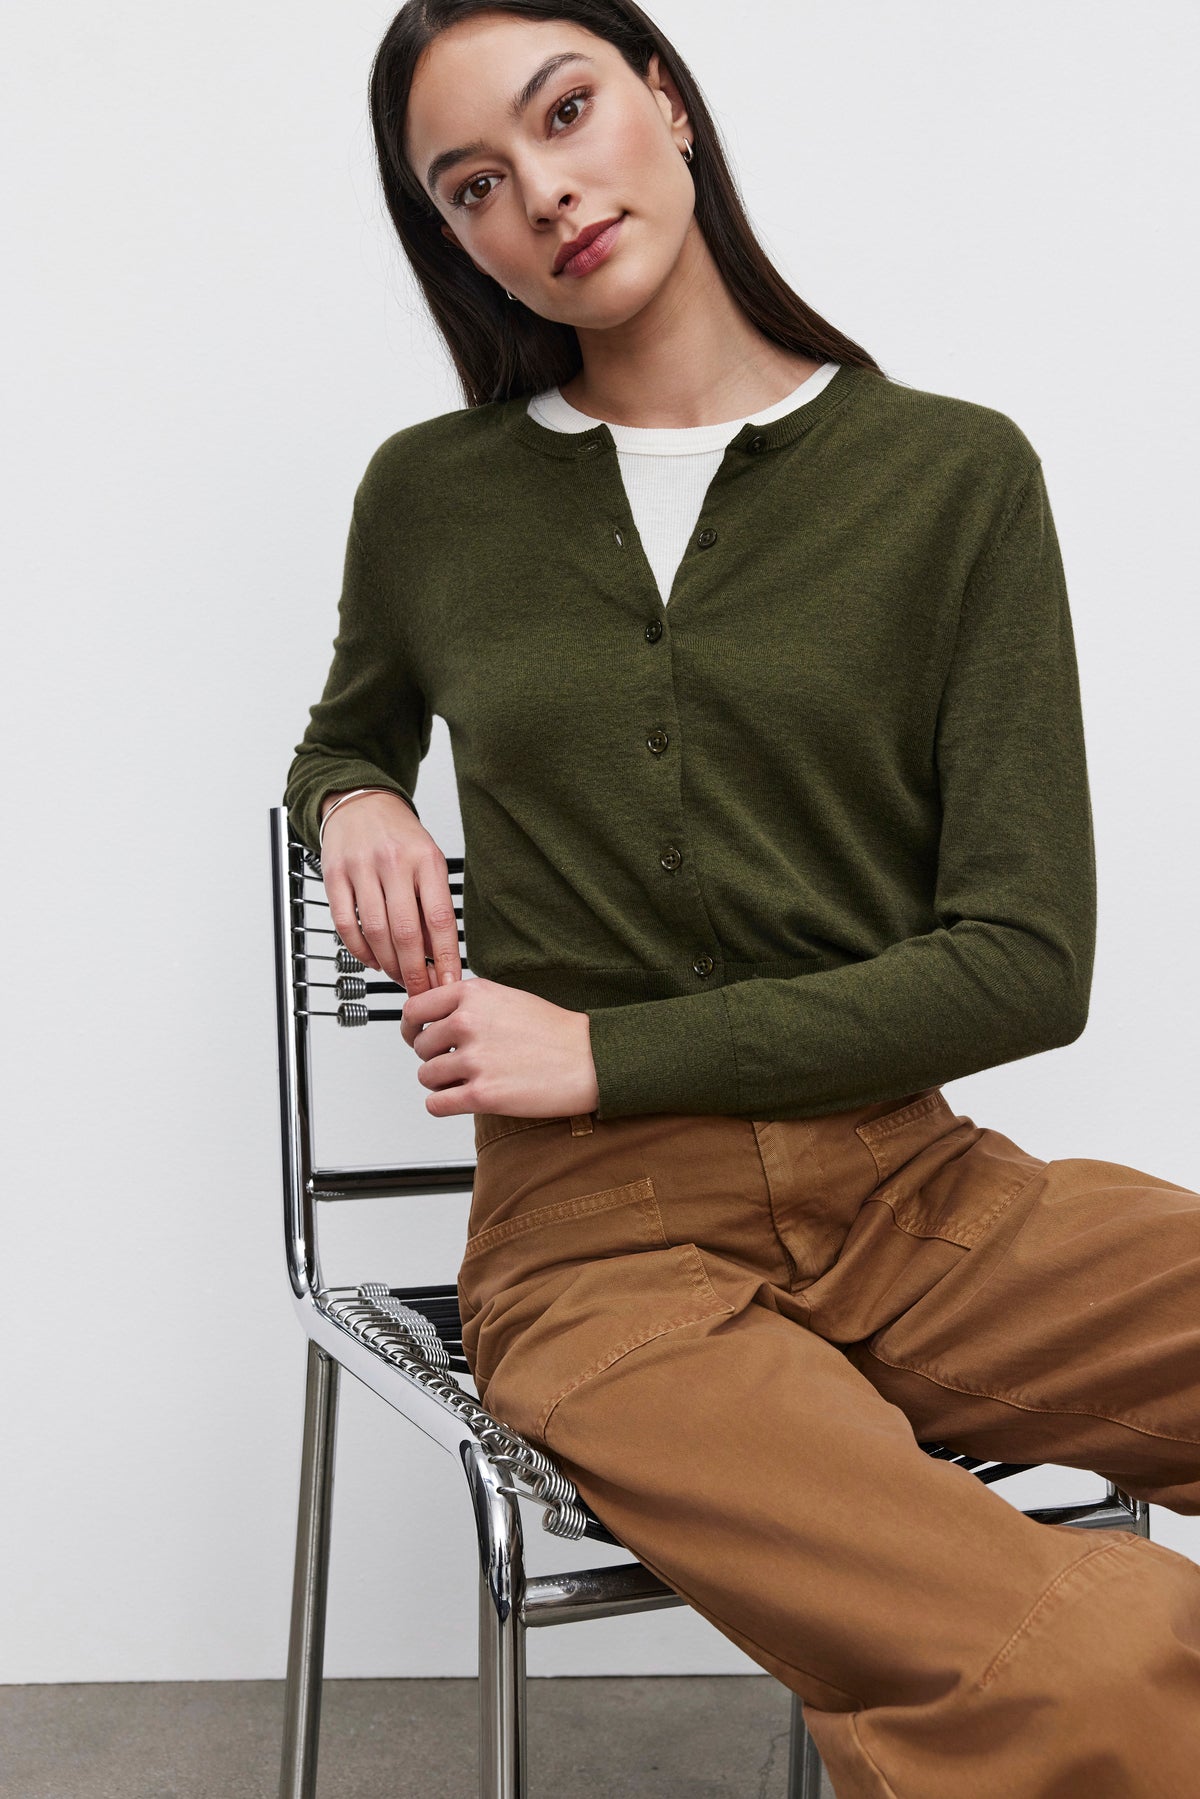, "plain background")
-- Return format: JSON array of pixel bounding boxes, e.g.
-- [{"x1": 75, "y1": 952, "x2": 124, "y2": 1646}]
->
[{"x1": 3, "y1": 0, "x2": 1198, "y2": 1683}]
